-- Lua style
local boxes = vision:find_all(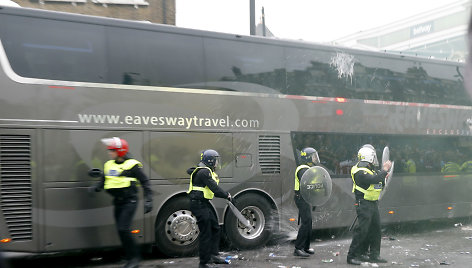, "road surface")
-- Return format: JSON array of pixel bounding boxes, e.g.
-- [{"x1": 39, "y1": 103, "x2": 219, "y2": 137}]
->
[{"x1": 6, "y1": 219, "x2": 472, "y2": 268}]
